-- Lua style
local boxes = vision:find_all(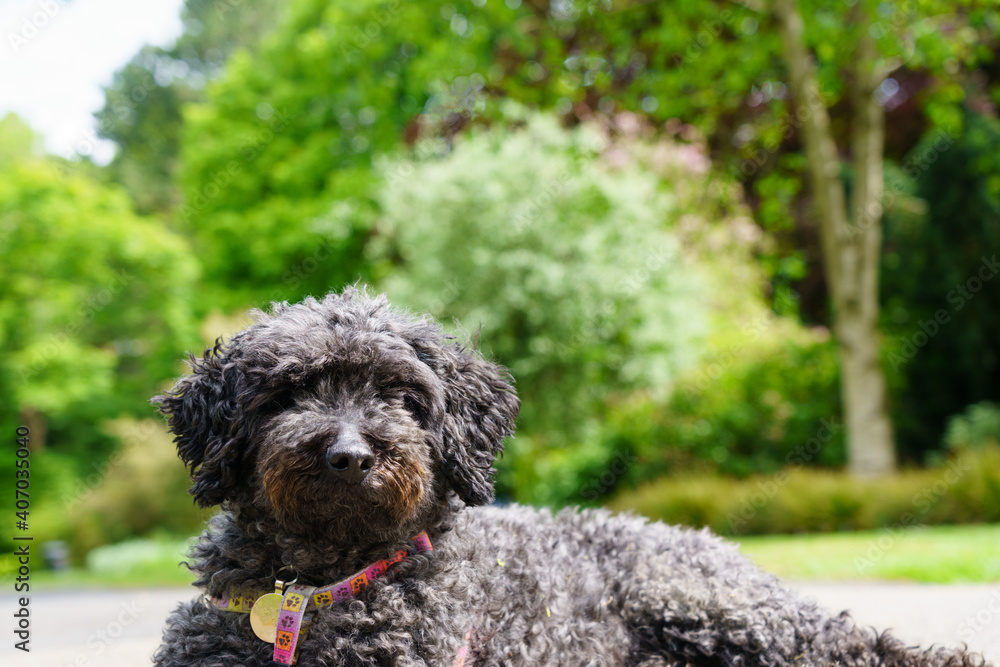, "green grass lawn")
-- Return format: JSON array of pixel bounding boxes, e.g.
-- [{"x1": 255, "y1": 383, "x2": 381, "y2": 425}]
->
[
  {"x1": 736, "y1": 523, "x2": 1000, "y2": 582},
  {"x1": 20, "y1": 523, "x2": 1000, "y2": 590},
  {"x1": 32, "y1": 563, "x2": 196, "y2": 590}
]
